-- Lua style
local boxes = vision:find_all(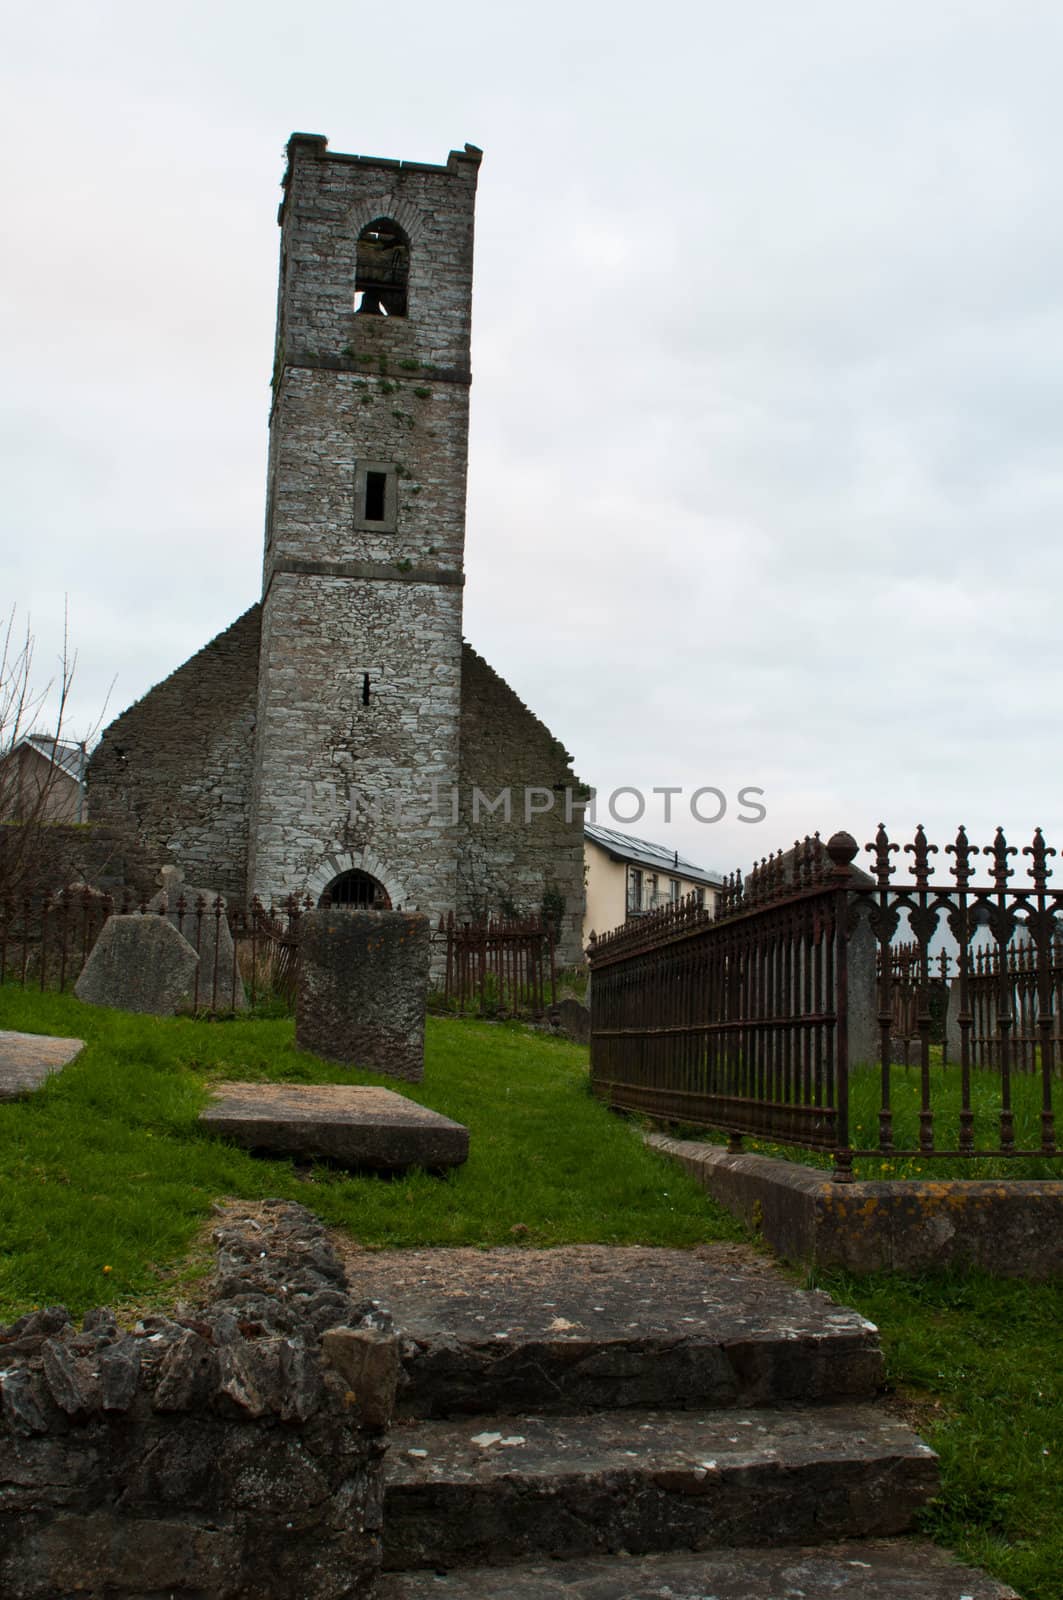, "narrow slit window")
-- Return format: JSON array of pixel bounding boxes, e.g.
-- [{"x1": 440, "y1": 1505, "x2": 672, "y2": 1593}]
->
[
  {"x1": 364, "y1": 471, "x2": 387, "y2": 522},
  {"x1": 362, "y1": 673, "x2": 371, "y2": 705},
  {"x1": 353, "y1": 460, "x2": 397, "y2": 530}
]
